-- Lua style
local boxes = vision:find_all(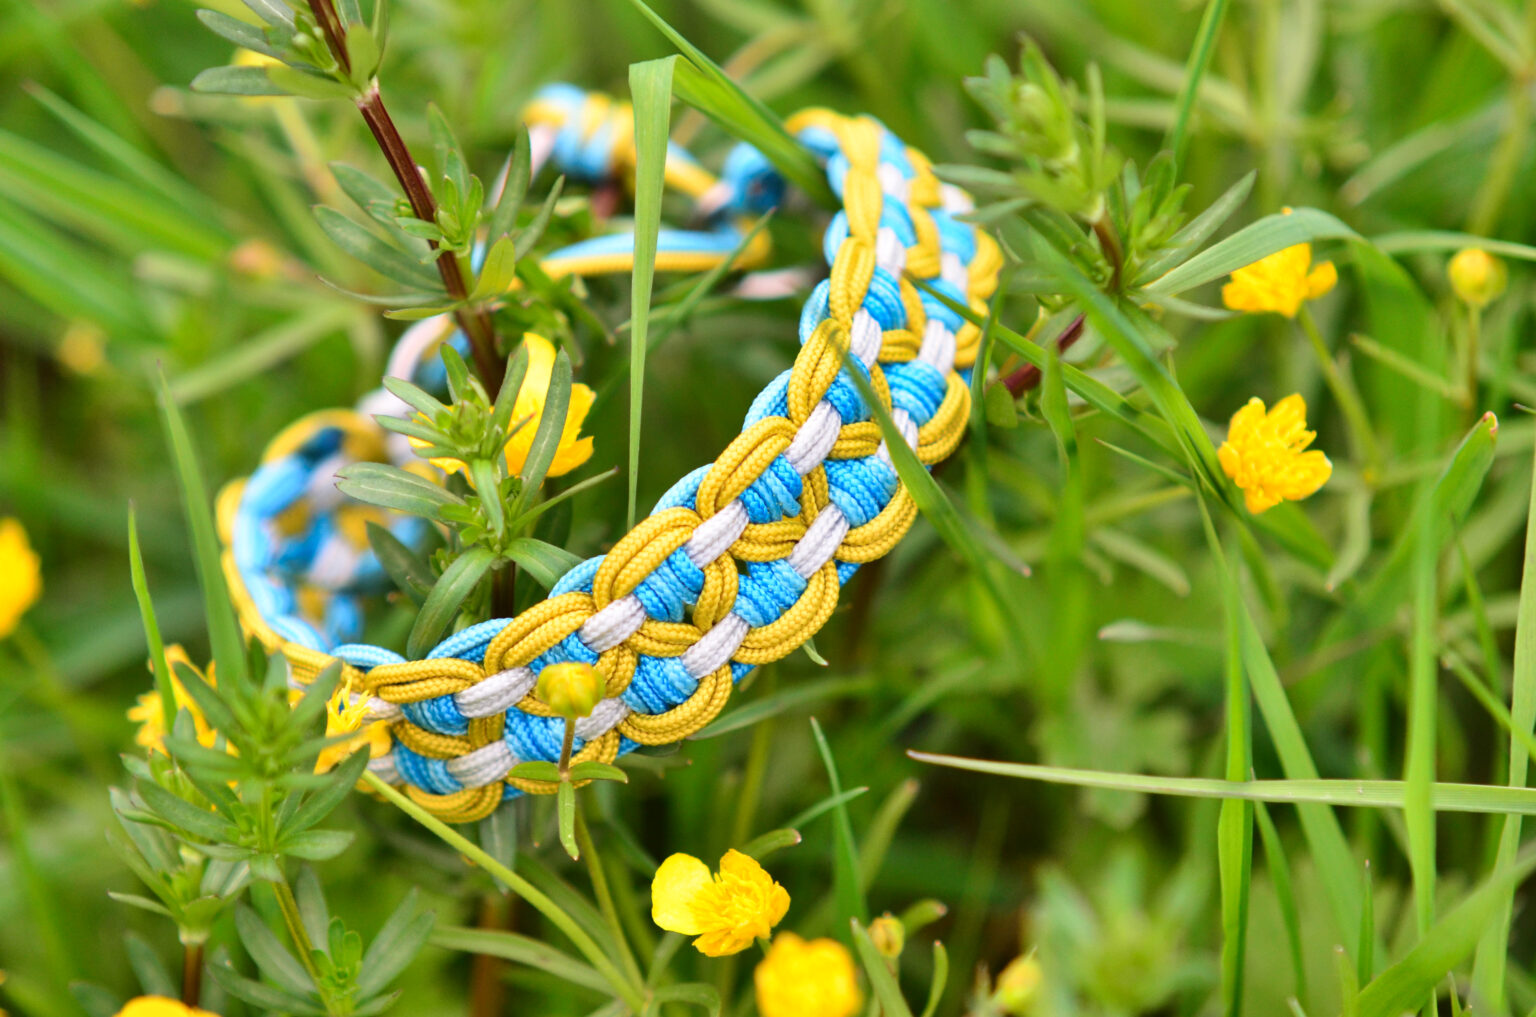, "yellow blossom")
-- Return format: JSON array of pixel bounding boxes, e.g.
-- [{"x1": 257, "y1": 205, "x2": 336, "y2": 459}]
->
[
  {"x1": 297, "y1": 674, "x2": 391, "y2": 774},
  {"x1": 1217, "y1": 394, "x2": 1332, "y2": 514},
  {"x1": 0, "y1": 517, "x2": 41, "y2": 640},
  {"x1": 127, "y1": 646, "x2": 221, "y2": 754},
  {"x1": 651, "y1": 849, "x2": 790, "y2": 956},
  {"x1": 413, "y1": 333, "x2": 594, "y2": 479},
  {"x1": 113, "y1": 996, "x2": 221, "y2": 1017},
  {"x1": 1448, "y1": 247, "x2": 1507, "y2": 308},
  {"x1": 536, "y1": 661, "x2": 606, "y2": 719},
  {"x1": 754, "y1": 933, "x2": 862, "y2": 1017},
  {"x1": 1221, "y1": 220, "x2": 1337, "y2": 318},
  {"x1": 57, "y1": 321, "x2": 106, "y2": 375}
]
